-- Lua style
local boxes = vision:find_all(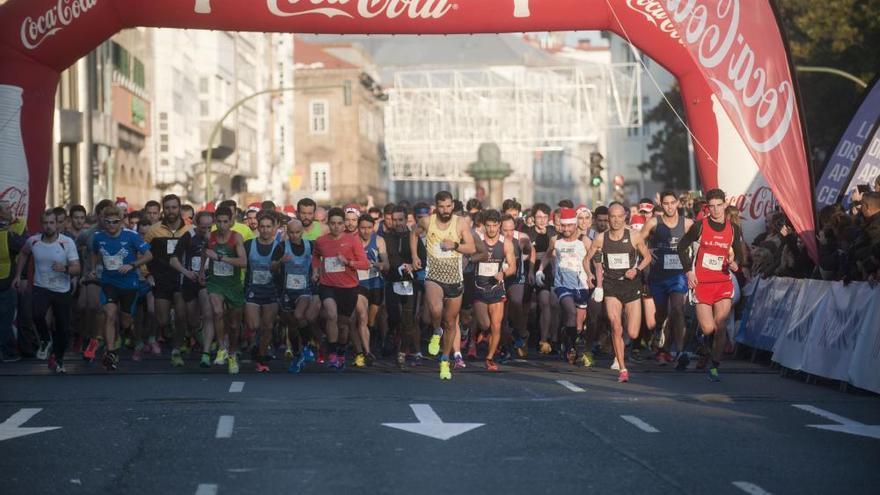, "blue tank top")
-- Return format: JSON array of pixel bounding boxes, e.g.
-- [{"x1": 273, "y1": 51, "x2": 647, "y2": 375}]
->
[
  {"x1": 282, "y1": 239, "x2": 313, "y2": 292},
  {"x1": 358, "y1": 233, "x2": 384, "y2": 290},
  {"x1": 246, "y1": 238, "x2": 278, "y2": 288},
  {"x1": 649, "y1": 216, "x2": 686, "y2": 281}
]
